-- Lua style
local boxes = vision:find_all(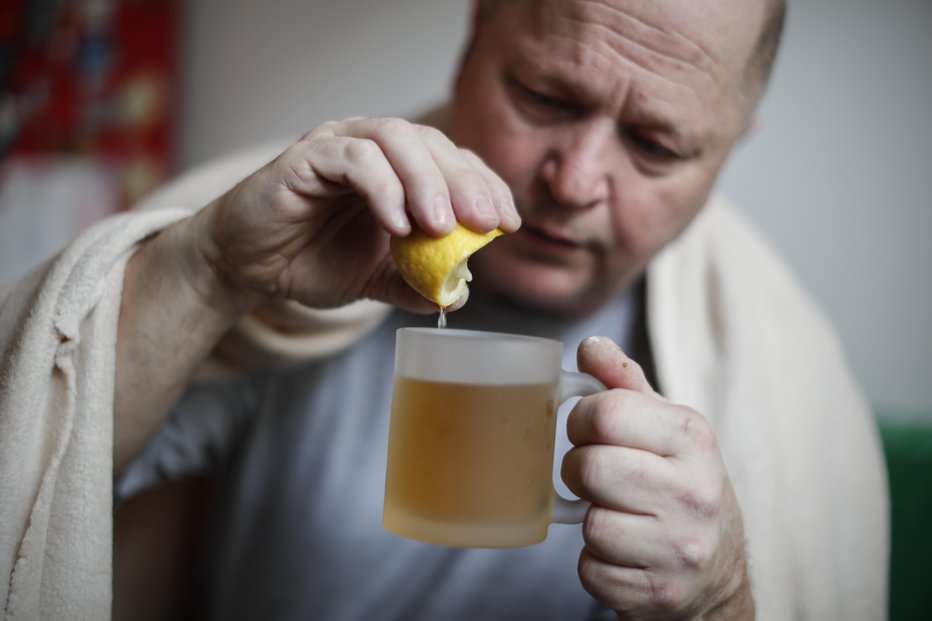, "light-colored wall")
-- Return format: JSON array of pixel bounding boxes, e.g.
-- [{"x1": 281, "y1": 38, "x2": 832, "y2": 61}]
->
[
  {"x1": 717, "y1": 0, "x2": 932, "y2": 417},
  {"x1": 179, "y1": 0, "x2": 472, "y2": 164},
  {"x1": 179, "y1": 0, "x2": 932, "y2": 417}
]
